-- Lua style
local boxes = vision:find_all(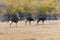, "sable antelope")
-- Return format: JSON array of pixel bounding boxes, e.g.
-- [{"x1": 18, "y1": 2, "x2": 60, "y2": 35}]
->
[
  {"x1": 25, "y1": 17, "x2": 34, "y2": 25},
  {"x1": 37, "y1": 15, "x2": 47, "y2": 24},
  {"x1": 9, "y1": 16, "x2": 20, "y2": 27}
]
